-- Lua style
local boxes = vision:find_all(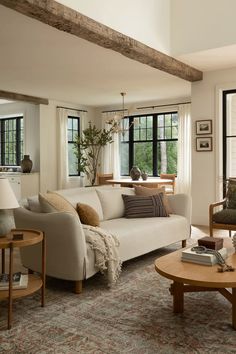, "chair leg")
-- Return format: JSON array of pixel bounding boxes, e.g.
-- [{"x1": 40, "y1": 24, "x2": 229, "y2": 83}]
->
[
  {"x1": 229, "y1": 230, "x2": 232, "y2": 238},
  {"x1": 182, "y1": 240, "x2": 186, "y2": 248},
  {"x1": 74, "y1": 280, "x2": 83, "y2": 294}
]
